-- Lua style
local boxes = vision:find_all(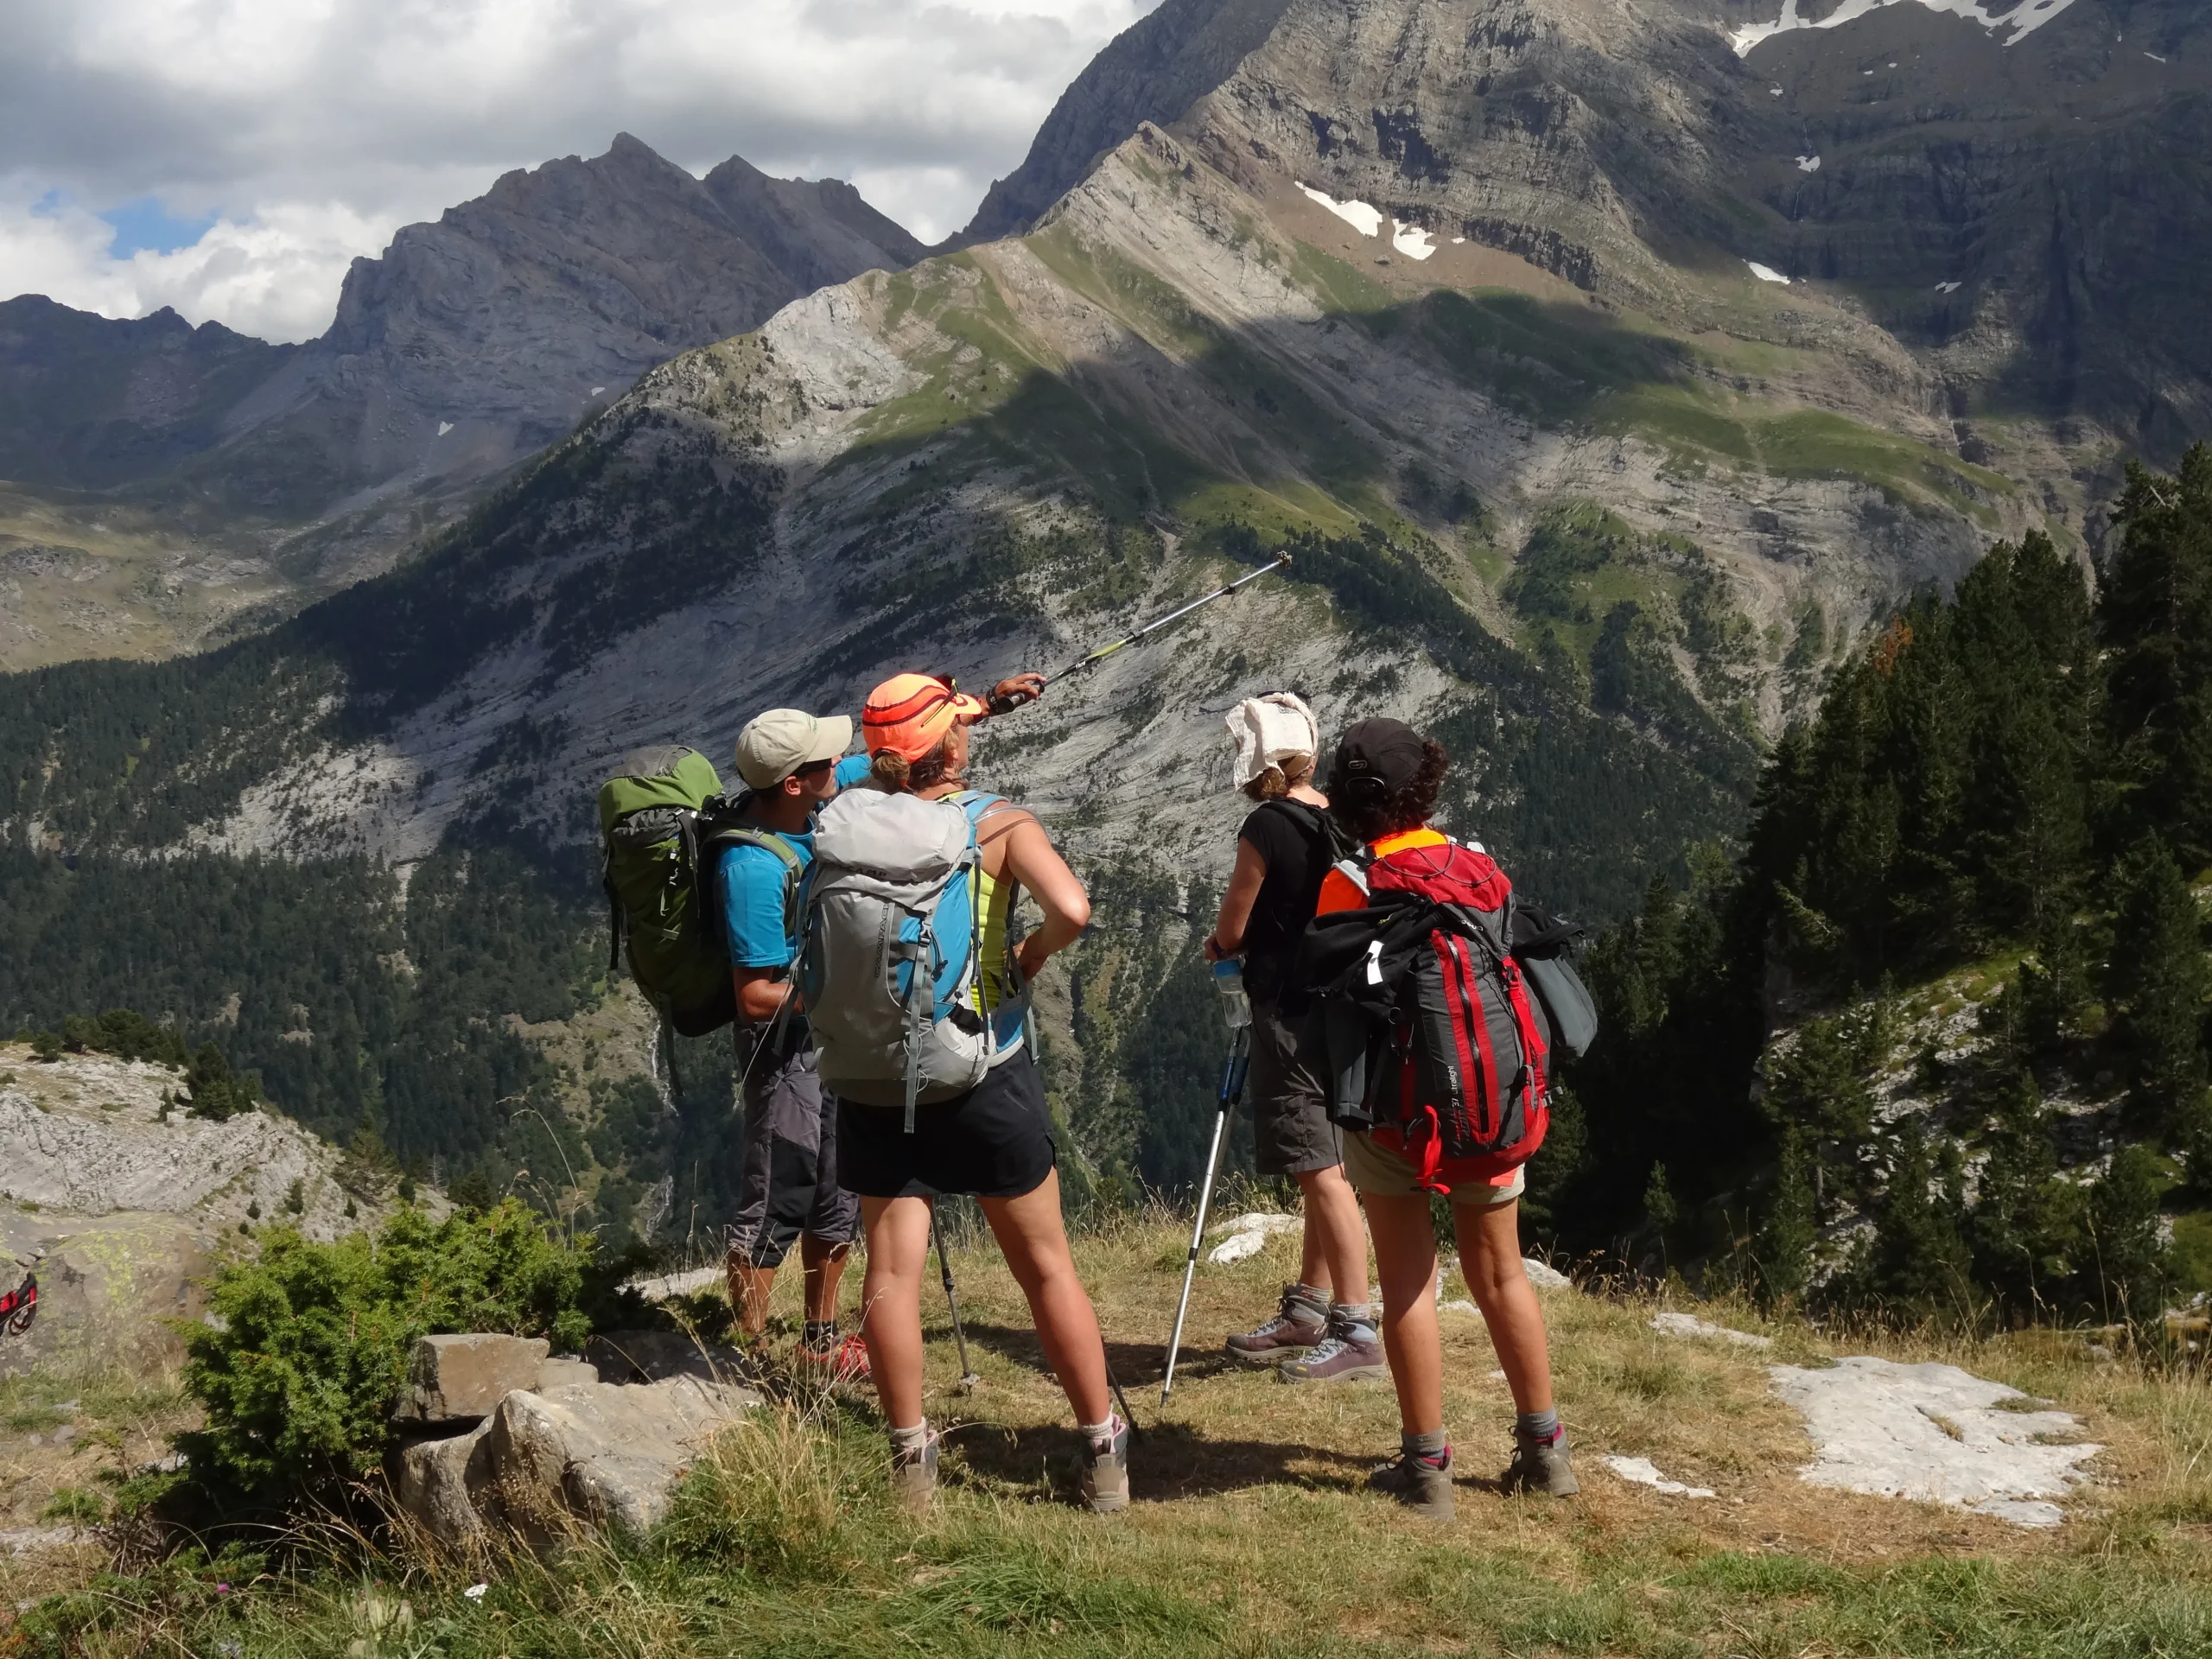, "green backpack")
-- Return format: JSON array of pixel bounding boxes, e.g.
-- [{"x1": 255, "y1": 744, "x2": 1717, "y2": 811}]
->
[{"x1": 597, "y1": 746, "x2": 804, "y2": 1038}]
